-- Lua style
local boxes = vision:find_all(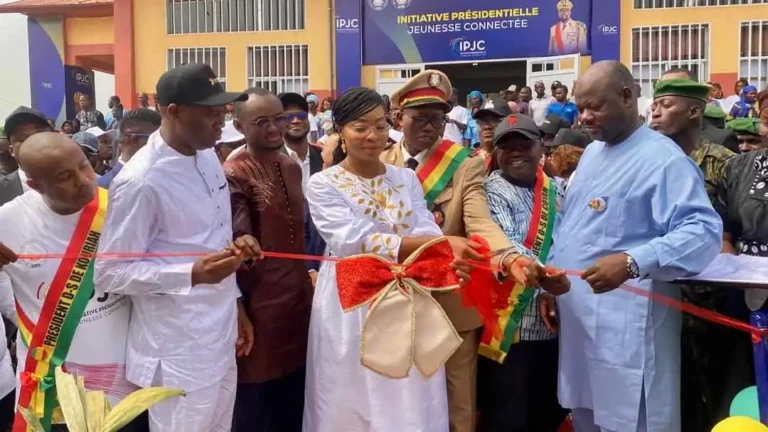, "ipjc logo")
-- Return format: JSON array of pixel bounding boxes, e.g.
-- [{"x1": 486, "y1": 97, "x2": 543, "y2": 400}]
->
[
  {"x1": 451, "y1": 38, "x2": 486, "y2": 58},
  {"x1": 392, "y1": 0, "x2": 412, "y2": 9},
  {"x1": 336, "y1": 16, "x2": 359, "y2": 33},
  {"x1": 599, "y1": 24, "x2": 619, "y2": 35},
  {"x1": 74, "y1": 71, "x2": 90, "y2": 84},
  {"x1": 368, "y1": 0, "x2": 387, "y2": 11}
]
